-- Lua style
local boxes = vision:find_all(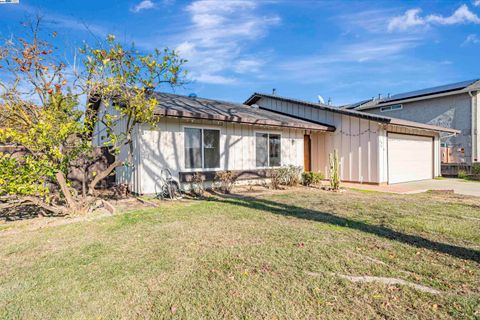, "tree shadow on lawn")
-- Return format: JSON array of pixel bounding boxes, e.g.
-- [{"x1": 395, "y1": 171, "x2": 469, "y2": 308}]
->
[
  {"x1": 0, "y1": 205, "x2": 62, "y2": 222},
  {"x1": 211, "y1": 194, "x2": 480, "y2": 264}
]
